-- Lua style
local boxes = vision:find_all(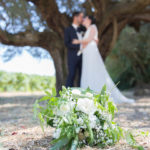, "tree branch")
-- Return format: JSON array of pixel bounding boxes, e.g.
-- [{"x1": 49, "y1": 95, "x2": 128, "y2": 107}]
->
[
  {"x1": 109, "y1": 18, "x2": 118, "y2": 50},
  {"x1": 99, "y1": 19, "x2": 128, "y2": 59},
  {"x1": 99, "y1": 0, "x2": 150, "y2": 35},
  {"x1": 0, "y1": 29, "x2": 56, "y2": 48},
  {"x1": 134, "y1": 13, "x2": 150, "y2": 22},
  {"x1": 26, "y1": 0, "x2": 70, "y2": 37}
]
